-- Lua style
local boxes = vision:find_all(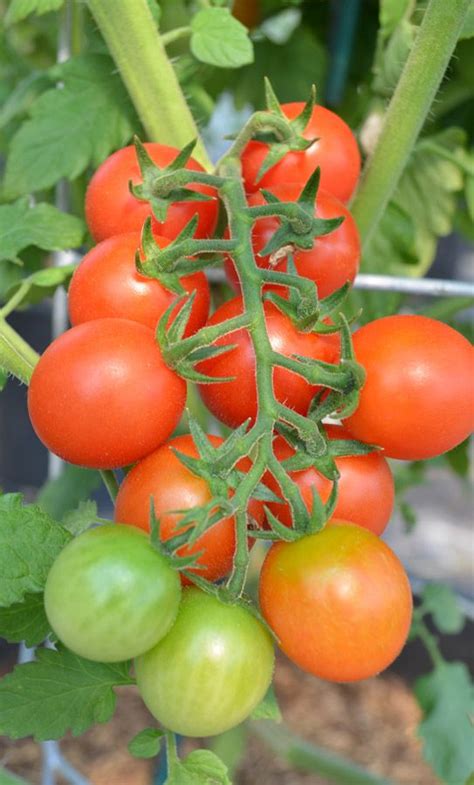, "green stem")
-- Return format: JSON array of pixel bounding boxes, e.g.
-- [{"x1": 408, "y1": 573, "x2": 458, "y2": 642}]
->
[
  {"x1": 414, "y1": 616, "x2": 444, "y2": 668},
  {"x1": 165, "y1": 312, "x2": 251, "y2": 363},
  {"x1": 0, "y1": 318, "x2": 39, "y2": 384},
  {"x1": 216, "y1": 111, "x2": 295, "y2": 171},
  {"x1": 0, "y1": 281, "x2": 31, "y2": 319},
  {"x1": 100, "y1": 470, "x2": 119, "y2": 503},
  {"x1": 161, "y1": 26, "x2": 192, "y2": 46},
  {"x1": 351, "y1": 0, "x2": 471, "y2": 250},
  {"x1": 253, "y1": 722, "x2": 396, "y2": 785},
  {"x1": 86, "y1": 0, "x2": 212, "y2": 169}
]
